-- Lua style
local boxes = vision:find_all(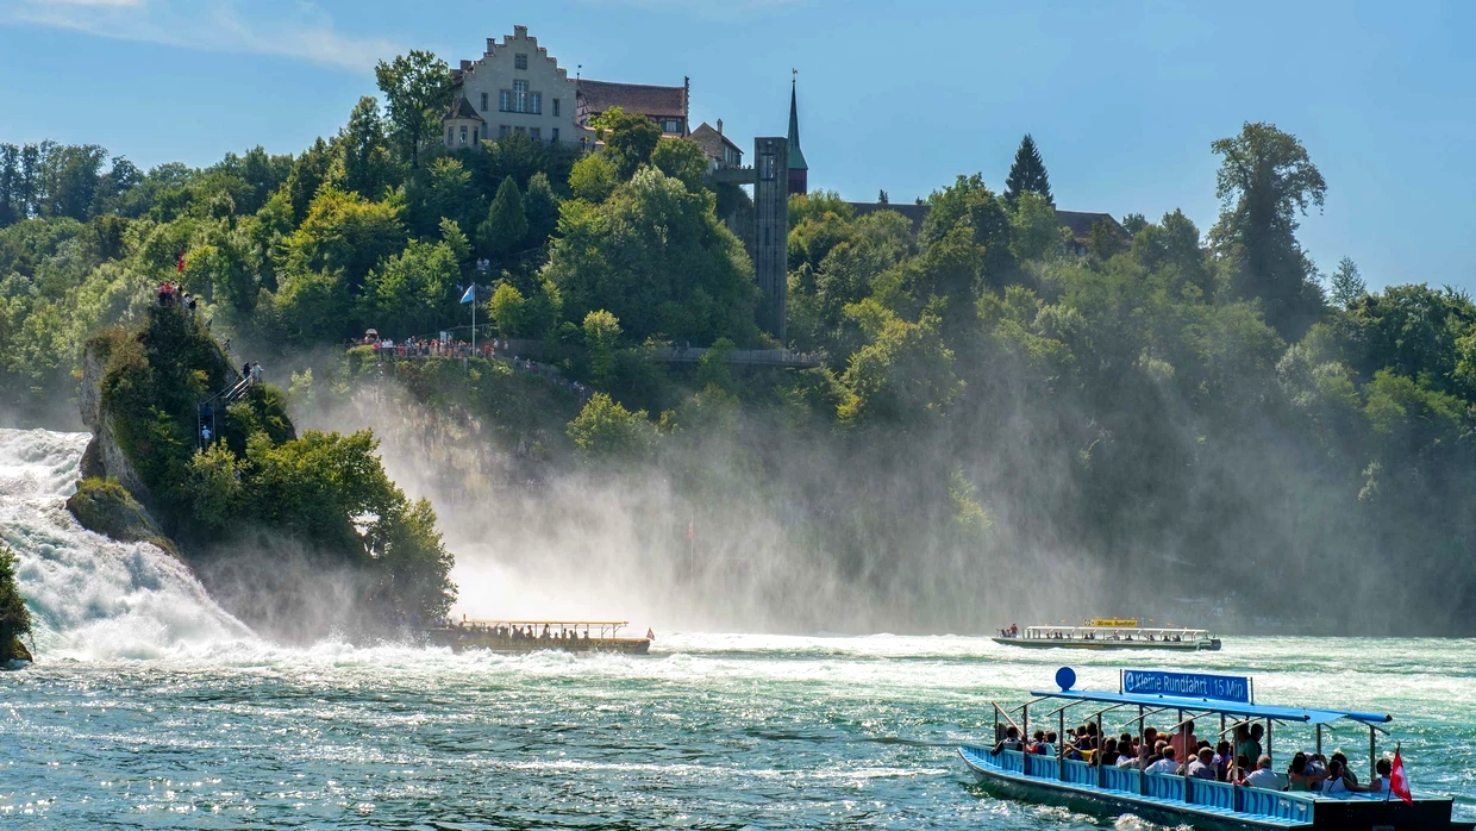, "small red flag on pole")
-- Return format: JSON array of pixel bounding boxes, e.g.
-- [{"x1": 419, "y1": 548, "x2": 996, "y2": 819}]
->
[
  {"x1": 176, "y1": 251, "x2": 186, "y2": 273},
  {"x1": 1390, "y1": 746, "x2": 1413, "y2": 805}
]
